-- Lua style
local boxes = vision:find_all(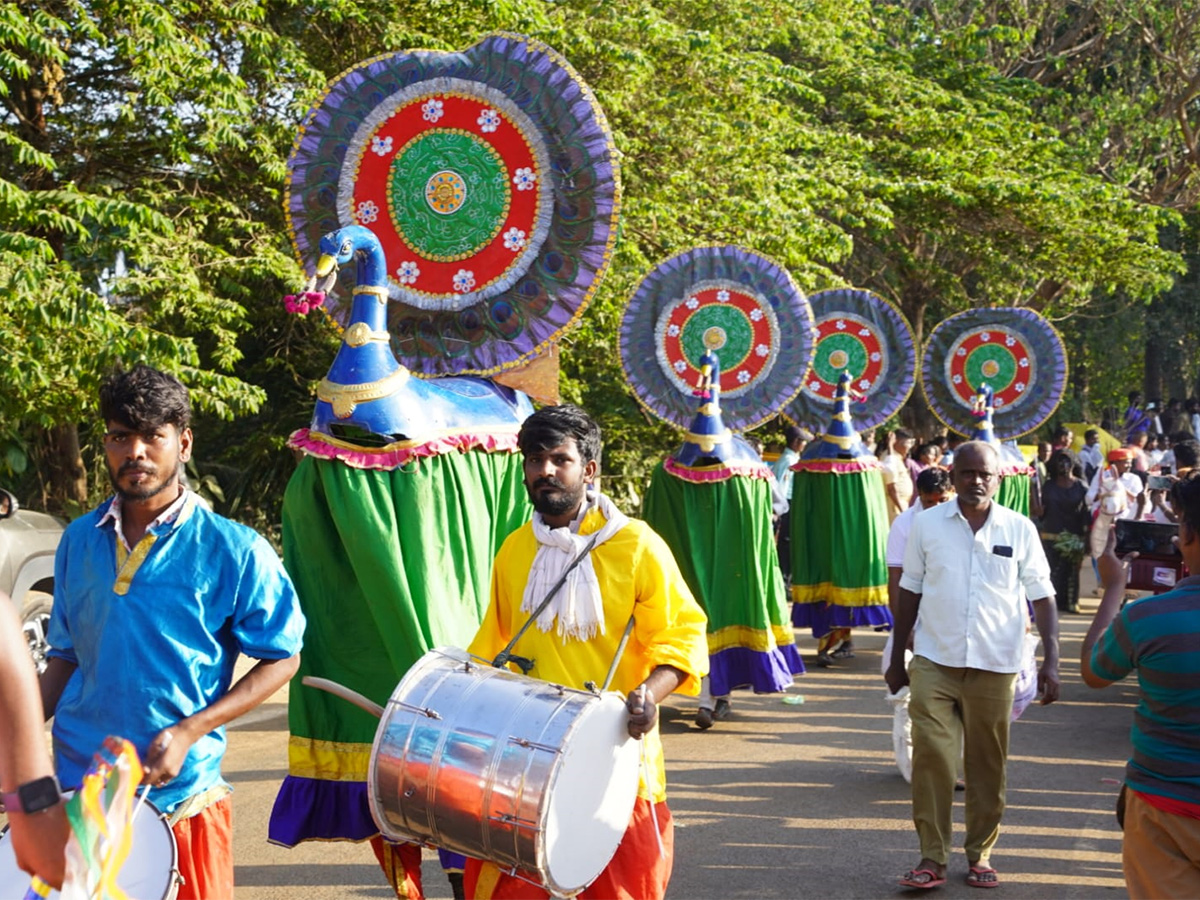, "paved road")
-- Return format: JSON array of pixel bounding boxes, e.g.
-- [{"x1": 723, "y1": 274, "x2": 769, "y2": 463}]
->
[{"x1": 223, "y1": 581, "x2": 1134, "y2": 899}]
